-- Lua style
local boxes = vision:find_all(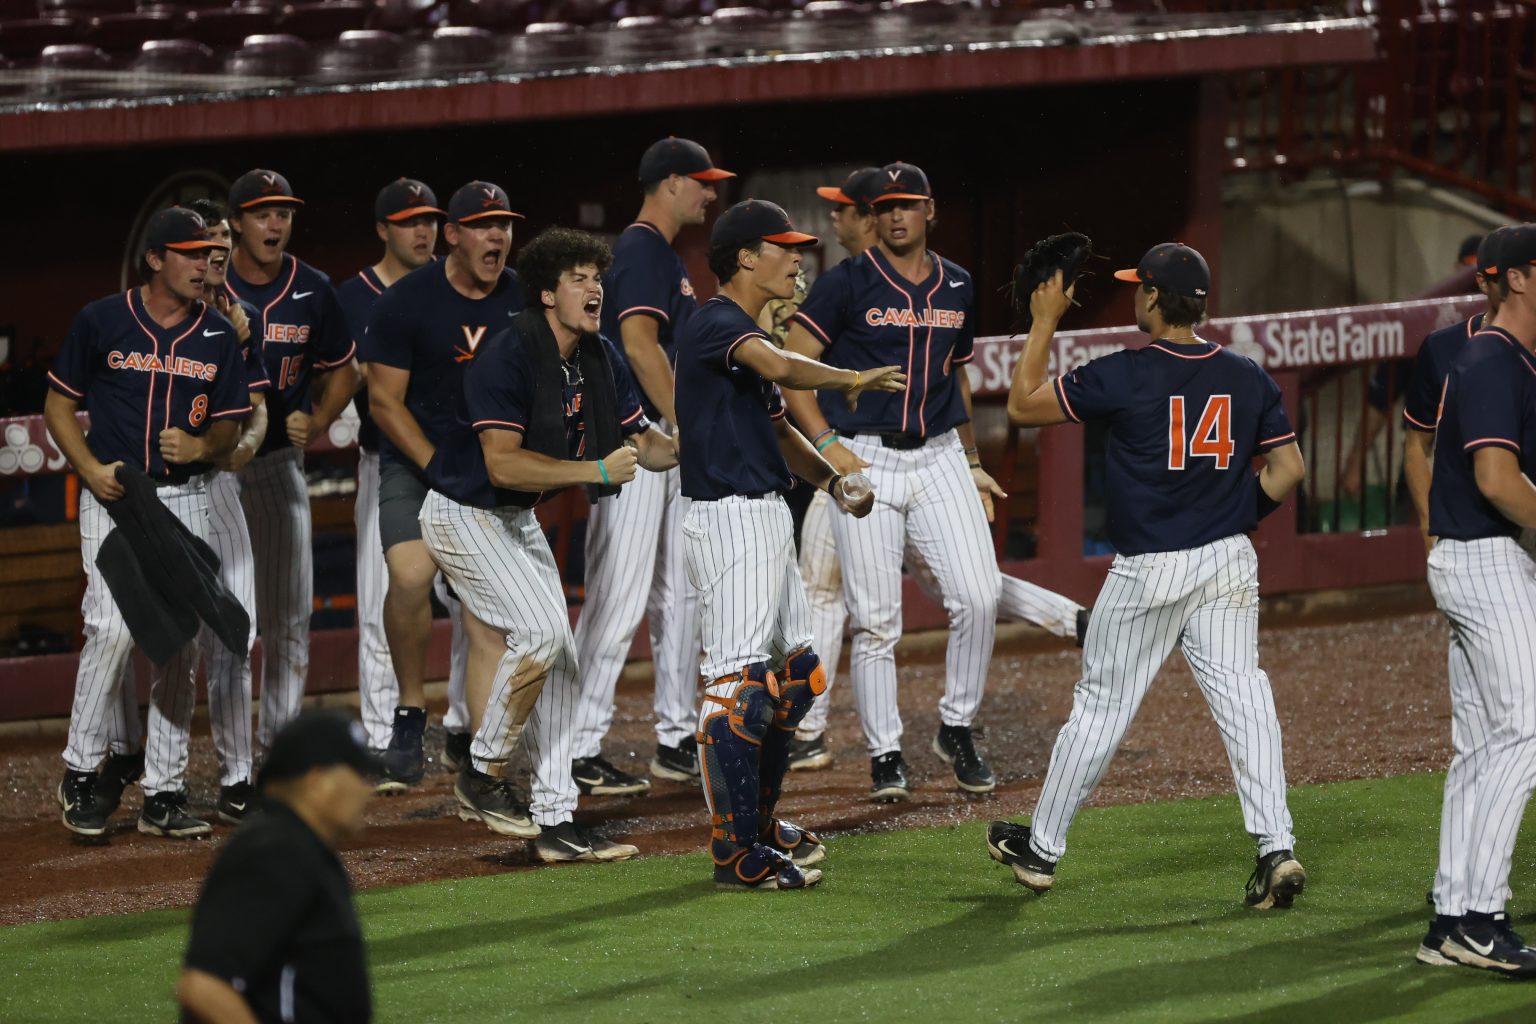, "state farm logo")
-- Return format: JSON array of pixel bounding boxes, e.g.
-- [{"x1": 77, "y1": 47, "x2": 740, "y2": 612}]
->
[
  {"x1": 1227, "y1": 321, "x2": 1265, "y2": 366},
  {"x1": 0, "y1": 423, "x2": 45, "y2": 475}
]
